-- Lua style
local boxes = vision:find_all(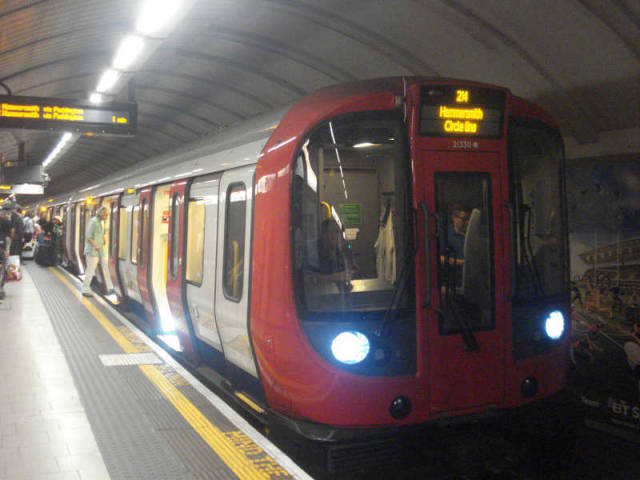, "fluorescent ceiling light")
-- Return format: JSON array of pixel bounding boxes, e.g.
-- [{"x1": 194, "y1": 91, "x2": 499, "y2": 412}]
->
[
  {"x1": 136, "y1": 0, "x2": 182, "y2": 36},
  {"x1": 353, "y1": 142, "x2": 375, "y2": 148},
  {"x1": 96, "y1": 69, "x2": 120, "y2": 93},
  {"x1": 113, "y1": 35, "x2": 145, "y2": 70},
  {"x1": 89, "y1": 92, "x2": 103, "y2": 104},
  {"x1": 42, "y1": 132, "x2": 76, "y2": 169}
]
